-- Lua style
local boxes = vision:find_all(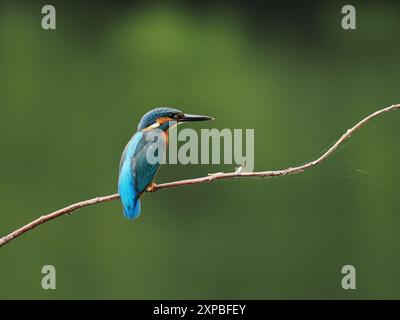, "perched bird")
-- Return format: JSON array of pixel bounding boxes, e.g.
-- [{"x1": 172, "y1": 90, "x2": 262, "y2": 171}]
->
[{"x1": 118, "y1": 107, "x2": 213, "y2": 220}]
